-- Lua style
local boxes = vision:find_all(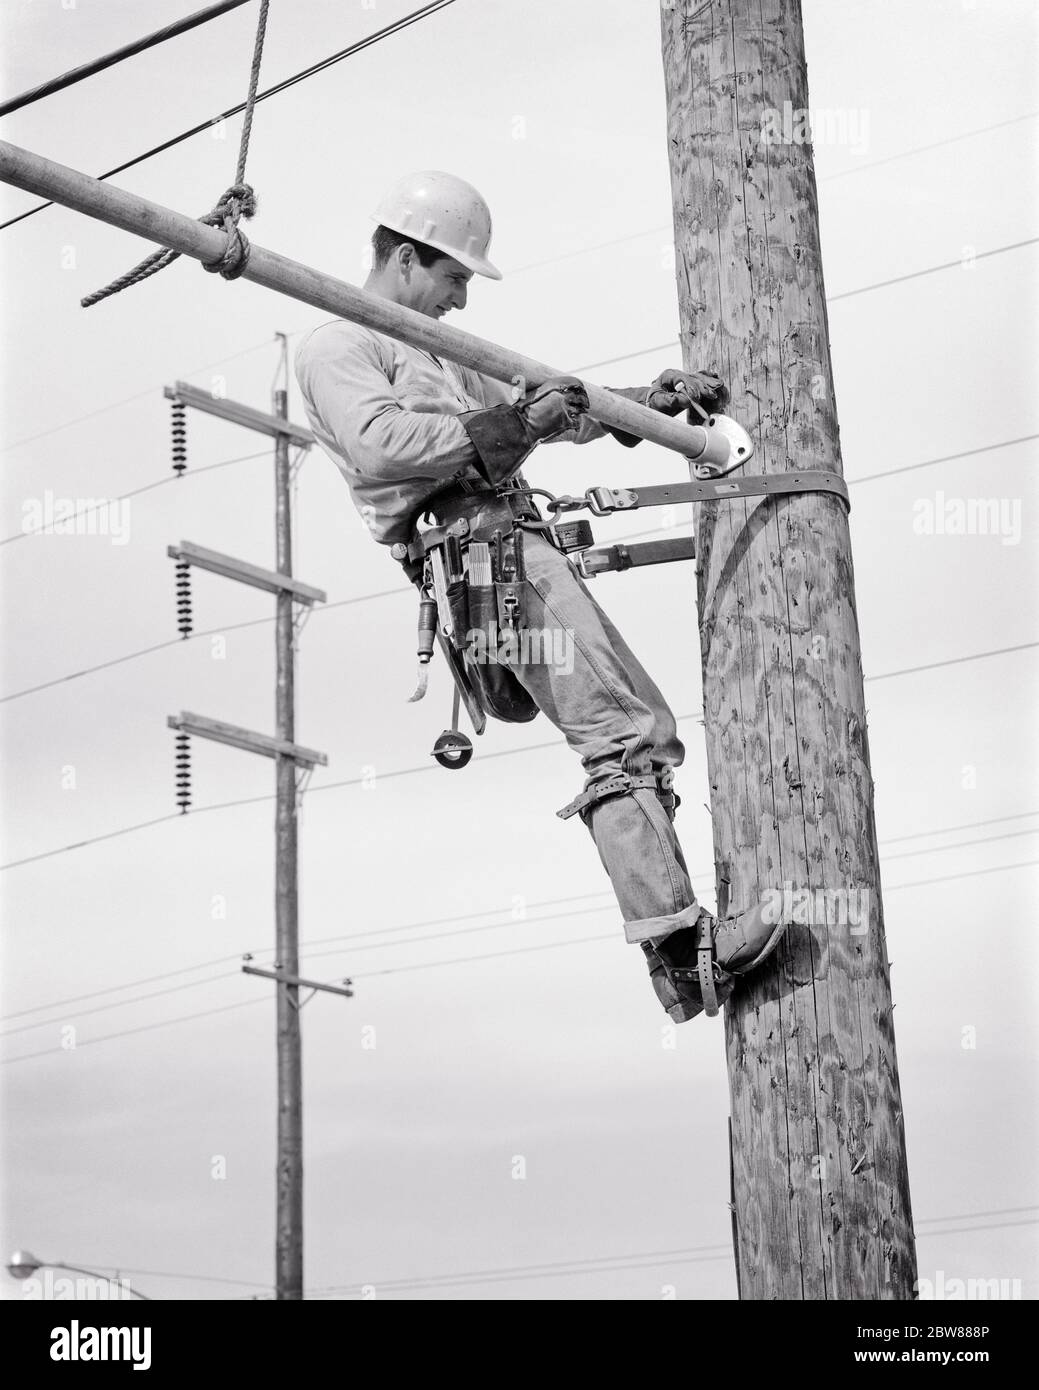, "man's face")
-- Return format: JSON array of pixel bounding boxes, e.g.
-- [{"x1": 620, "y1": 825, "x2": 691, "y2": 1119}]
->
[{"x1": 401, "y1": 249, "x2": 473, "y2": 319}]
